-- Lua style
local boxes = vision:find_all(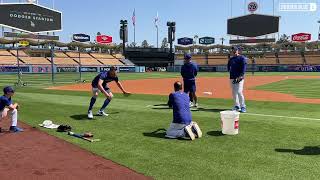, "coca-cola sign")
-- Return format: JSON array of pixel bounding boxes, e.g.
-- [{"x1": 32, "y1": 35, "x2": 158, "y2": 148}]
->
[{"x1": 291, "y1": 33, "x2": 311, "y2": 42}]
